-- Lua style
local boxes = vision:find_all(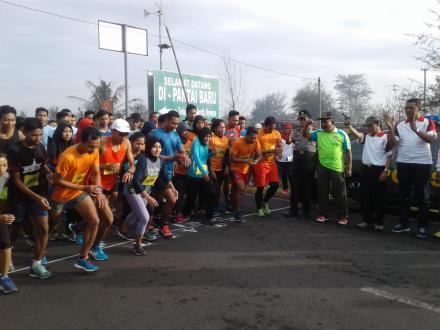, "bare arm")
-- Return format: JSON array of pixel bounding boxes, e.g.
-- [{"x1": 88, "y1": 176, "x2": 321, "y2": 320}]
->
[
  {"x1": 346, "y1": 124, "x2": 363, "y2": 141},
  {"x1": 345, "y1": 149, "x2": 352, "y2": 177}
]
